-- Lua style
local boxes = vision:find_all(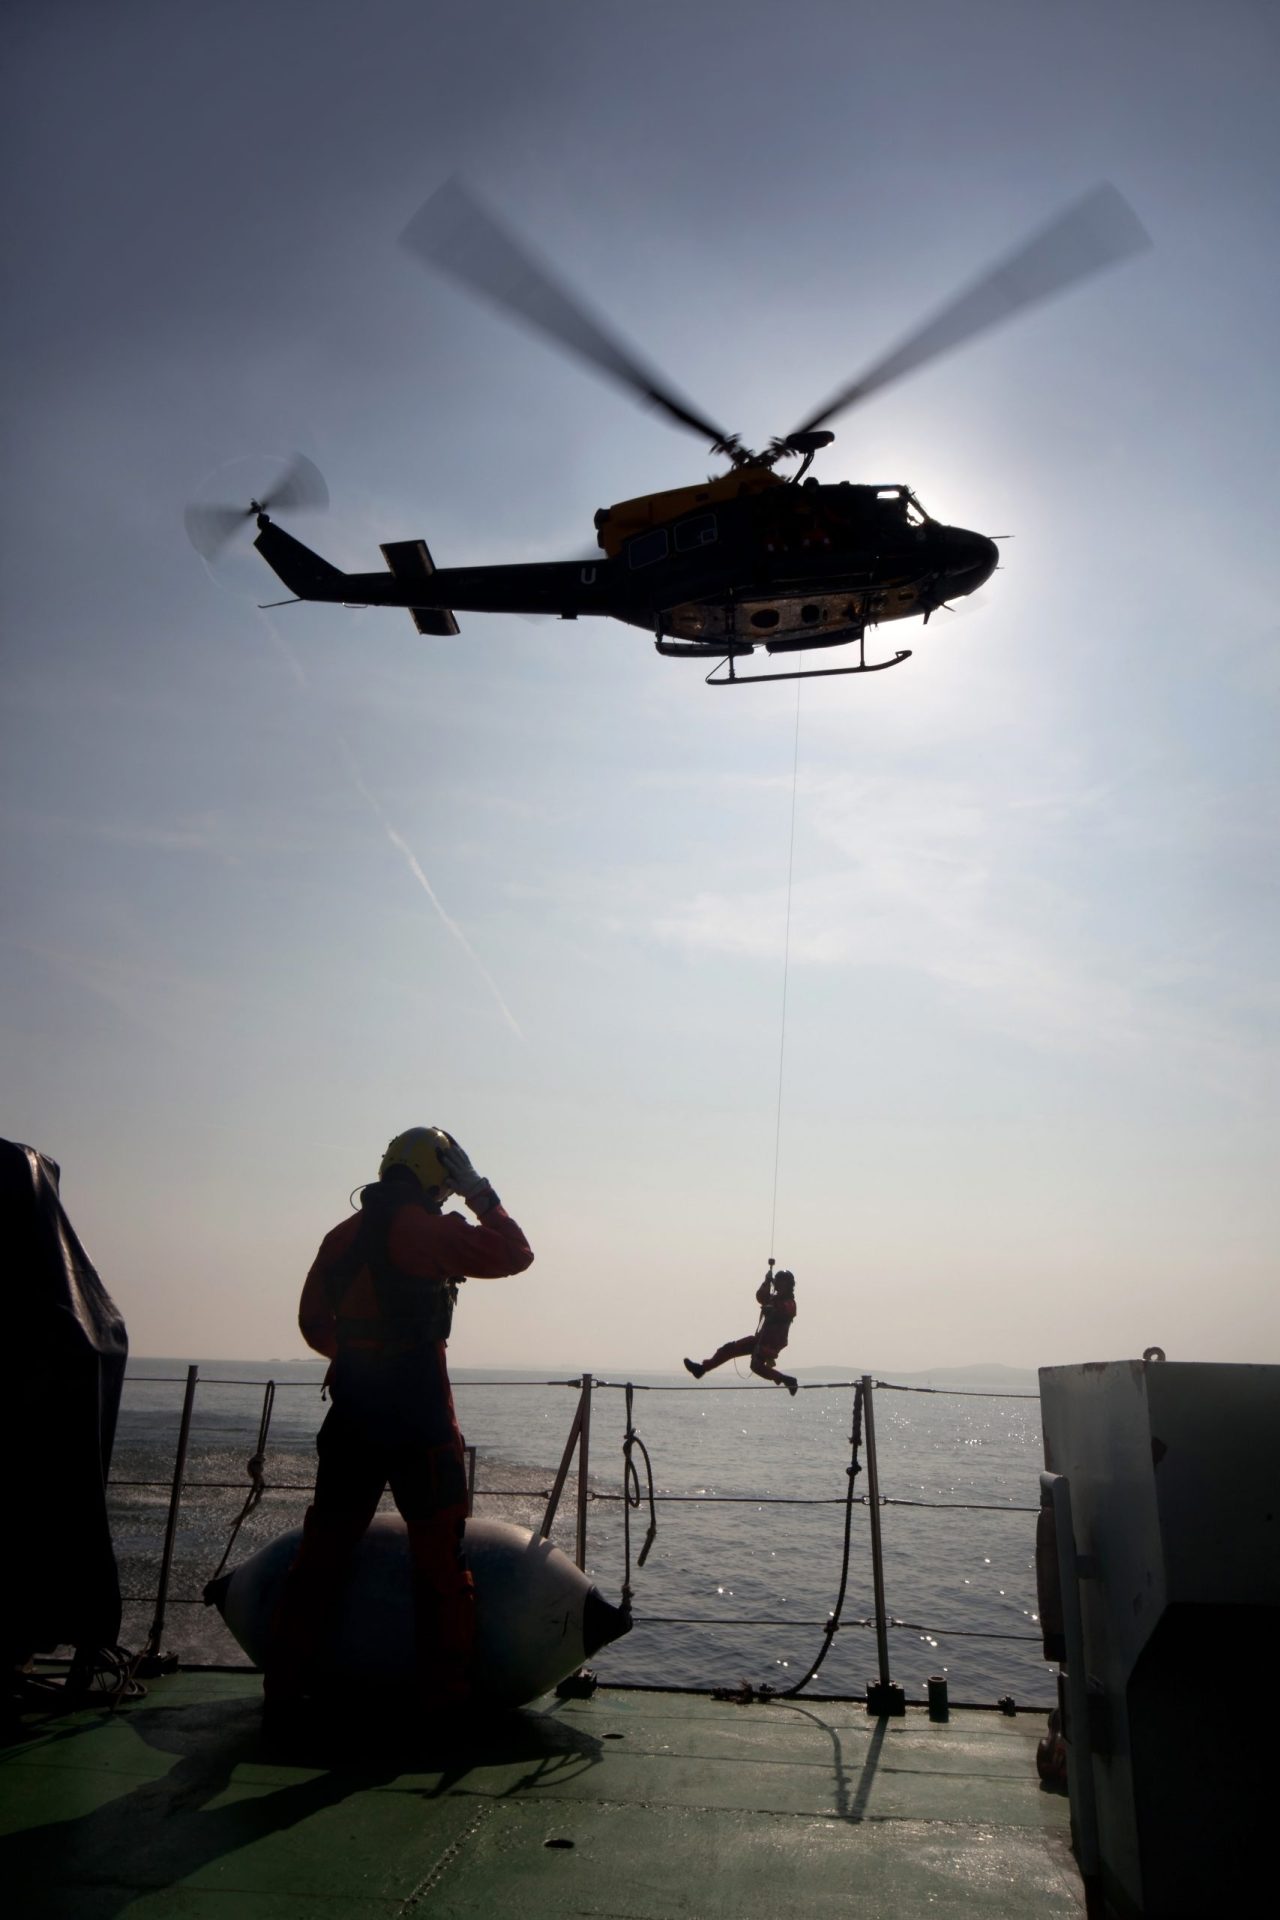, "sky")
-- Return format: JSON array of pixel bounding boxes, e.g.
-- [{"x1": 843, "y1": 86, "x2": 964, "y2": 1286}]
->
[{"x1": 3, "y1": 0, "x2": 1277, "y2": 1371}]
